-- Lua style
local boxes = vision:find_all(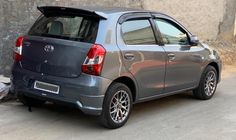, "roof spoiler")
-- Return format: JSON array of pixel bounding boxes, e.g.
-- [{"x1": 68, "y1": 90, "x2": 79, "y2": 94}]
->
[{"x1": 37, "y1": 6, "x2": 108, "y2": 19}]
